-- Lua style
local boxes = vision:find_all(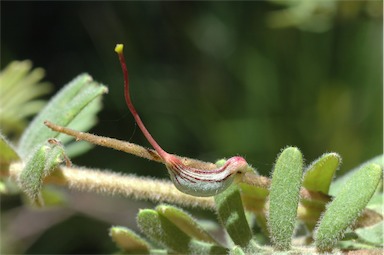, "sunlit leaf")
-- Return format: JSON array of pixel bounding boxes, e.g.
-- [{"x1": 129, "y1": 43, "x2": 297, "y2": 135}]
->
[
  {"x1": 330, "y1": 155, "x2": 383, "y2": 196},
  {"x1": 156, "y1": 204, "x2": 218, "y2": 244},
  {"x1": 137, "y1": 209, "x2": 227, "y2": 254},
  {"x1": 18, "y1": 73, "x2": 108, "y2": 158},
  {"x1": 109, "y1": 226, "x2": 151, "y2": 253},
  {"x1": 355, "y1": 221, "x2": 383, "y2": 247},
  {"x1": 0, "y1": 60, "x2": 52, "y2": 138},
  {"x1": 0, "y1": 133, "x2": 20, "y2": 164},
  {"x1": 268, "y1": 147, "x2": 303, "y2": 250},
  {"x1": 315, "y1": 163, "x2": 382, "y2": 251},
  {"x1": 303, "y1": 152, "x2": 341, "y2": 194}
]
